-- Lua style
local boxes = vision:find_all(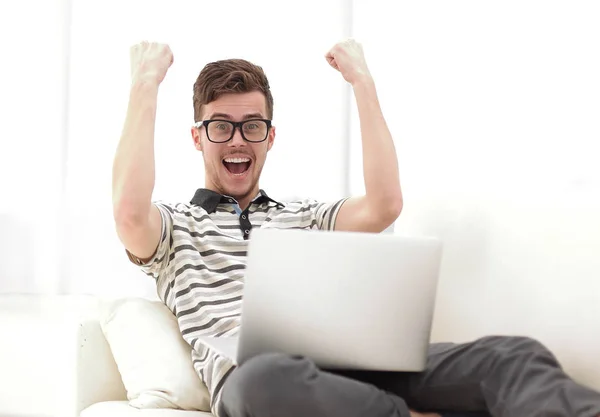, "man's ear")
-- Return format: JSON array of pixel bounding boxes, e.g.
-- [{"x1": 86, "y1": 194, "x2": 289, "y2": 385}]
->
[
  {"x1": 191, "y1": 127, "x2": 203, "y2": 151},
  {"x1": 267, "y1": 125, "x2": 276, "y2": 152}
]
